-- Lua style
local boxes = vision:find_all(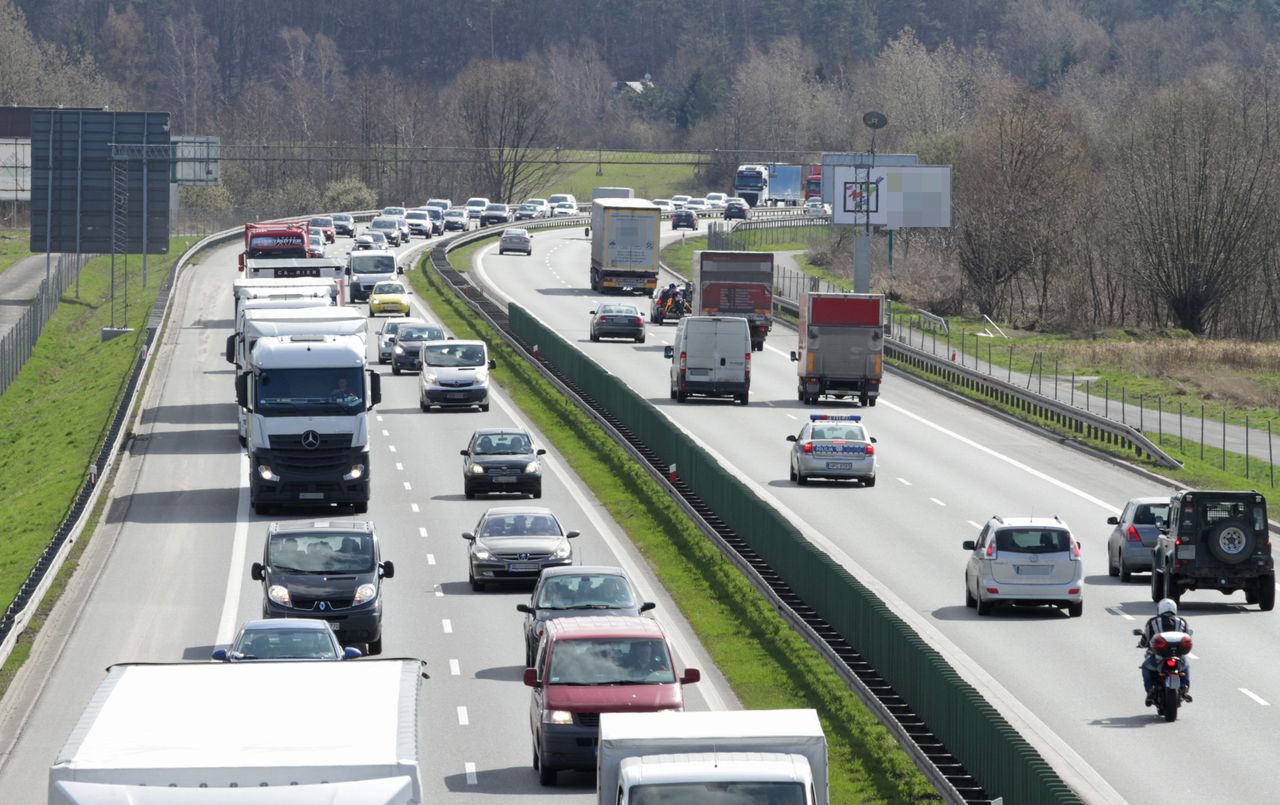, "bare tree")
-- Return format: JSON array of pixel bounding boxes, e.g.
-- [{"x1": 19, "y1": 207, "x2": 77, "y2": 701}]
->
[
  {"x1": 444, "y1": 60, "x2": 559, "y2": 202},
  {"x1": 161, "y1": 10, "x2": 219, "y2": 134}
]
